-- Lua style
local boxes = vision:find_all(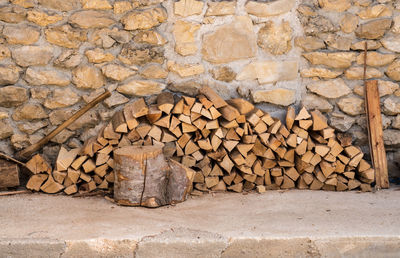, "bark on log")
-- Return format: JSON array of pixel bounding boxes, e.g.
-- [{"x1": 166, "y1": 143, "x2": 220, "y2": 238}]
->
[{"x1": 0, "y1": 159, "x2": 20, "y2": 188}]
